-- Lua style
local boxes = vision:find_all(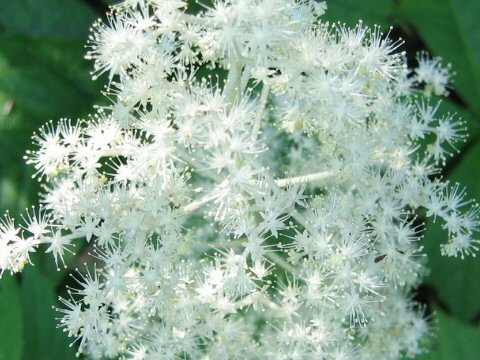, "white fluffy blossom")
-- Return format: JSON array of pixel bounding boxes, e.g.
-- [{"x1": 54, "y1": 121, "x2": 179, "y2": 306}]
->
[{"x1": 1, "y1": 0, "x2": 478, "y2": 359}]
